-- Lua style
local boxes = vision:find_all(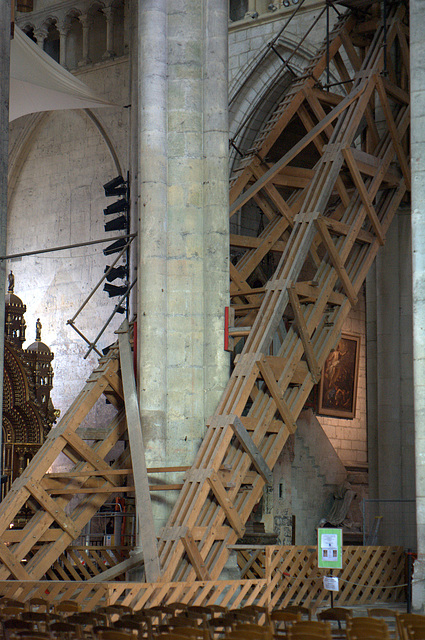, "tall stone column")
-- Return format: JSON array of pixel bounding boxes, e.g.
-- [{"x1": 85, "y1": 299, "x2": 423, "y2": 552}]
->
[
  {"x1": 0, "y1": 2, "x2": 11, "y2": 473},
  {"x1": 411, "y1": 0, "x2": 425, "y2": 611},
  {"x1": 138, "y1": 0, "x2": 168, "y2": 530},
  {"x1": 137, "y1": 0, "x2": 229, "y2": 532}
]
